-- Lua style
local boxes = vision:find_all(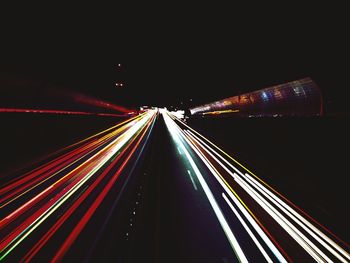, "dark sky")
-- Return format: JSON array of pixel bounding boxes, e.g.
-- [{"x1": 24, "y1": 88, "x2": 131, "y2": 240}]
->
[{"x1": 1, "y1": 3, "x2": 349, "y2": 111}]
